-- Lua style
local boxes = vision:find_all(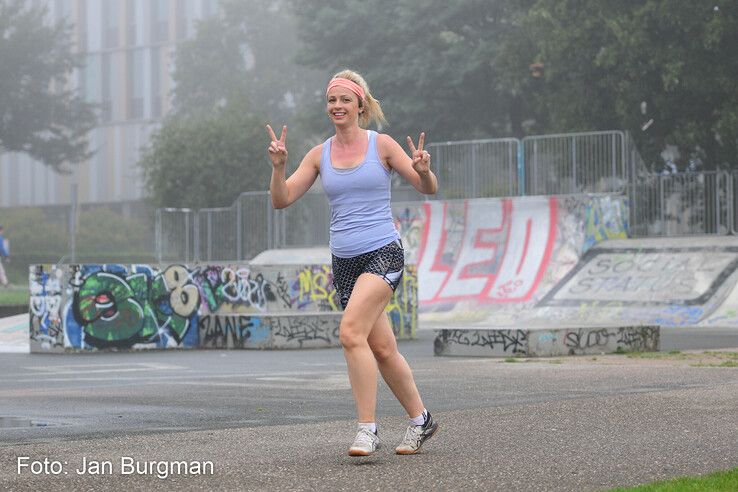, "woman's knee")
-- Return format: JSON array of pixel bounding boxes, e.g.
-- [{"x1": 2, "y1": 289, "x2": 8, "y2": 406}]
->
[
  {"x1": 369, "y1": 339, "x2": 398, "y2": 363},
  {"x1": 339, "y1": 318, "x2": 368, "y2": 349}
]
